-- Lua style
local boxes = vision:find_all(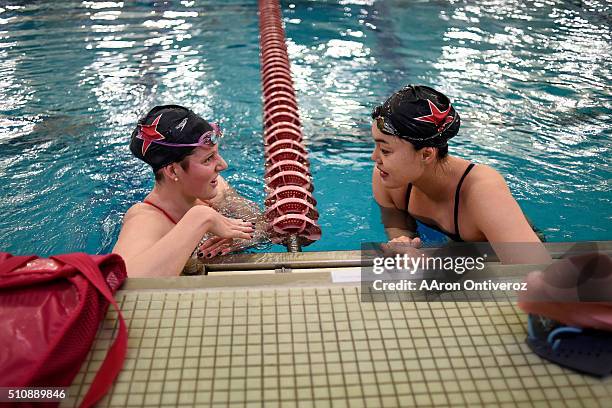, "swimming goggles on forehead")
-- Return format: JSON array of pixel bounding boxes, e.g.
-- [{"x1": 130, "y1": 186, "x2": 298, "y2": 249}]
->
[
  {"x1": 372, "y1": 105, "x2": 400, "y2": 136},
  {"x1": 137, "y1": 122, "x2": 223, "y2": 147},
  {"x1": 372, "y1": 105, "x2": 458, "y2": 143}
]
